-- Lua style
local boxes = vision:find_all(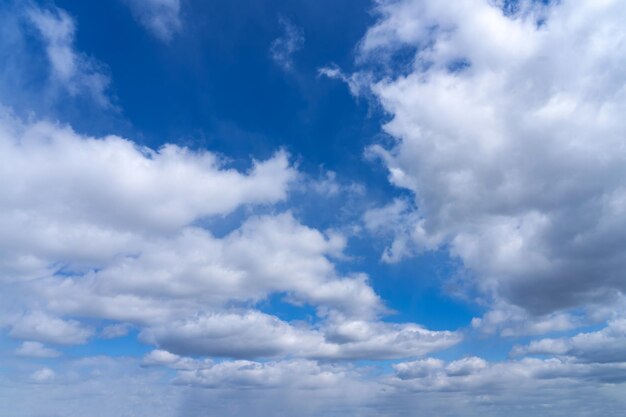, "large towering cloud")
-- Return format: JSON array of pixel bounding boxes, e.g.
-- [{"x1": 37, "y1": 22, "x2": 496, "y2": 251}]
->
[{"x1": 357, "y1": 0, "x2": 626, "y2": 324}]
